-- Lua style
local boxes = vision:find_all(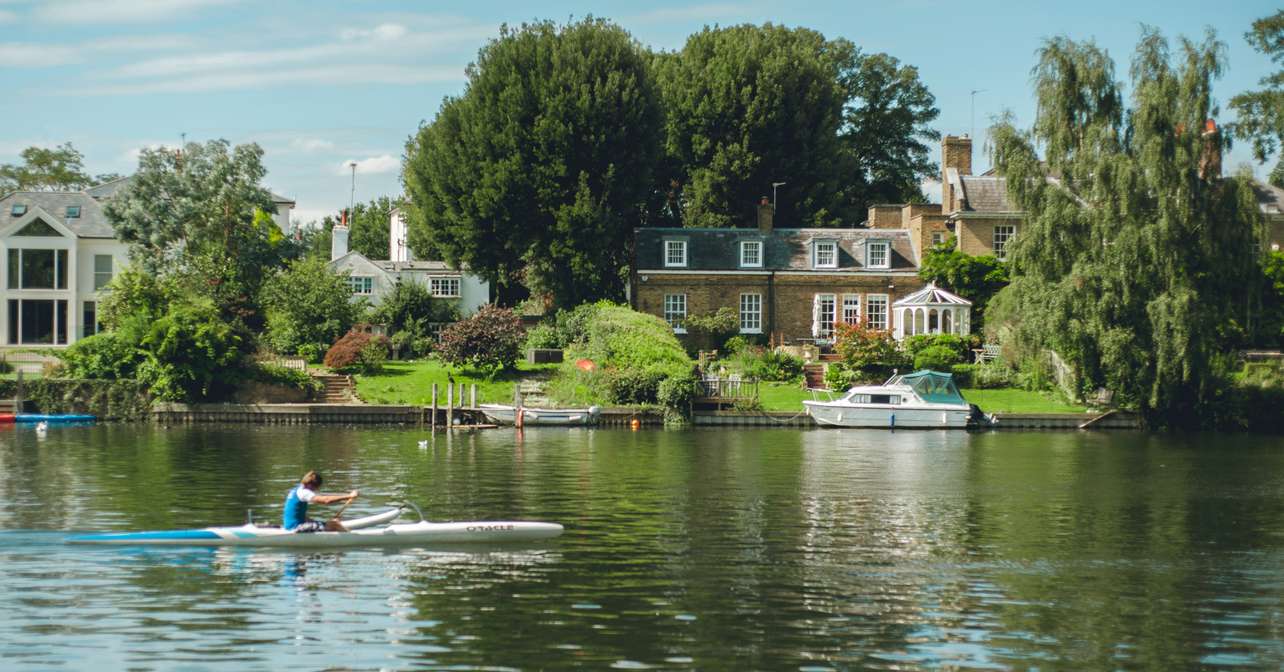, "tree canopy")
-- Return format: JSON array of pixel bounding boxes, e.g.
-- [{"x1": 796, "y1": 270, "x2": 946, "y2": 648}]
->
[
  {"x1": 348, "y1": 196, "x2": 398, "y2": 260},
  {"x1": 986, "y1": 29, "x2": 1263, "y2": 425},
  {"x1": 0, "y1": 143, "x2": 97, "y2": 192},
  {"x1": 404, "y1": 17, "x2": 663, "y2": 308},
  {"x1": 1229, "y1": 10, "x2": 1284, "y2": 169}
]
